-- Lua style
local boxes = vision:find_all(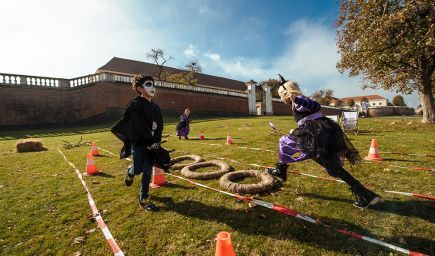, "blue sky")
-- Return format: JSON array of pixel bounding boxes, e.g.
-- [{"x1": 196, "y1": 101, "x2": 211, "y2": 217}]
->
[{"x1": 0, "y1": 0, "x2": 419, "y2": 107}]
